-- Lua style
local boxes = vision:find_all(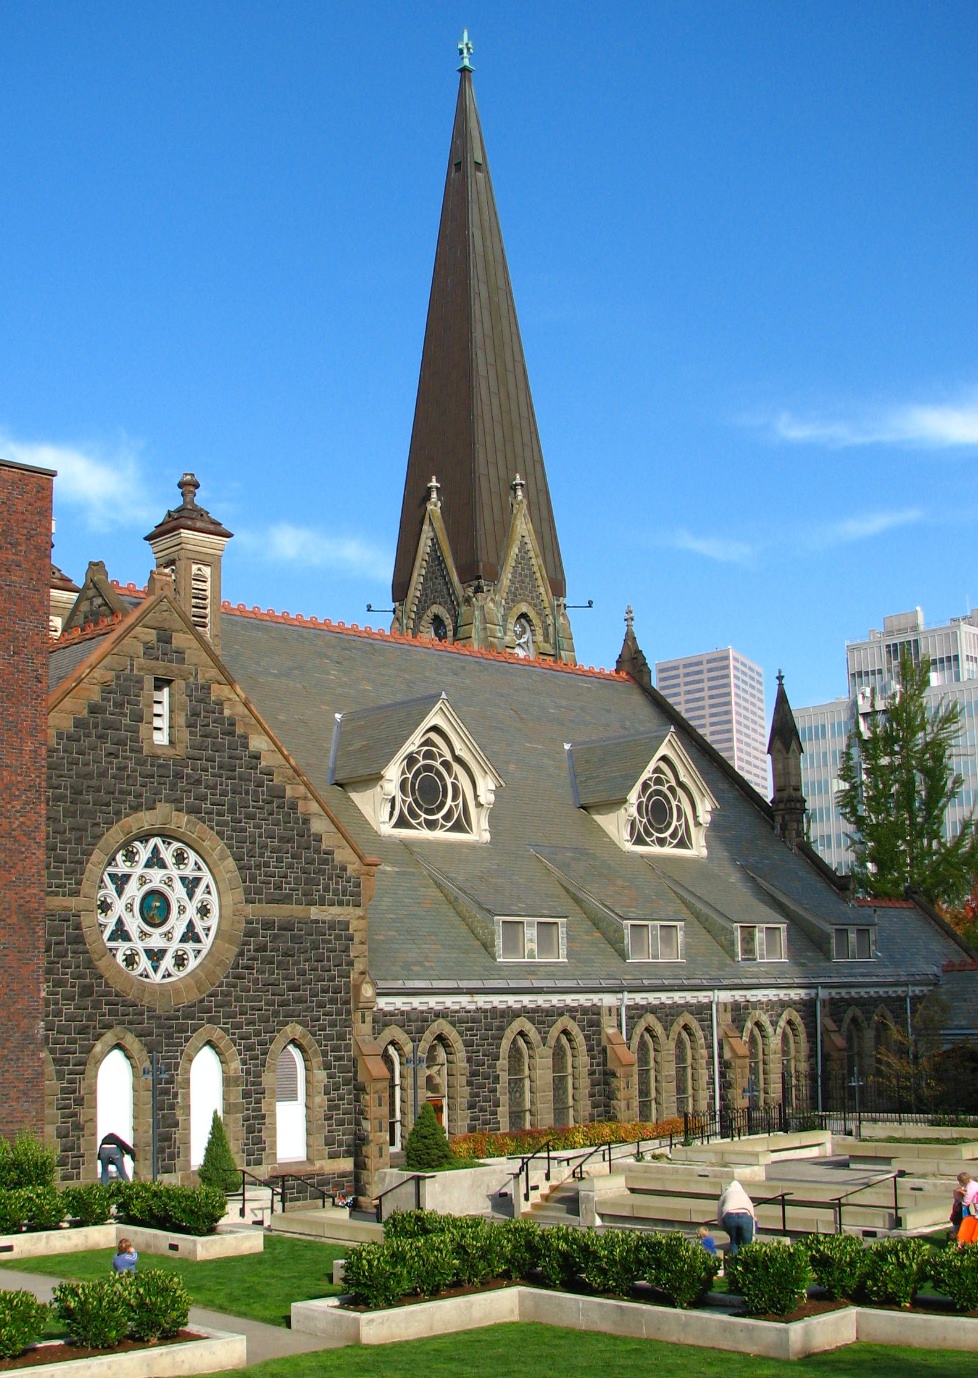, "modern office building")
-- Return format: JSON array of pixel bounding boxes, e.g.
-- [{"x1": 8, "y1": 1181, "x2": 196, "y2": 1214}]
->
[
  {"x1": 797, "y1": 608, "x2": 978, "y2": 872},
  {"x1": 655, "y1": 649, "x2": 768, "y2": 796}
]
